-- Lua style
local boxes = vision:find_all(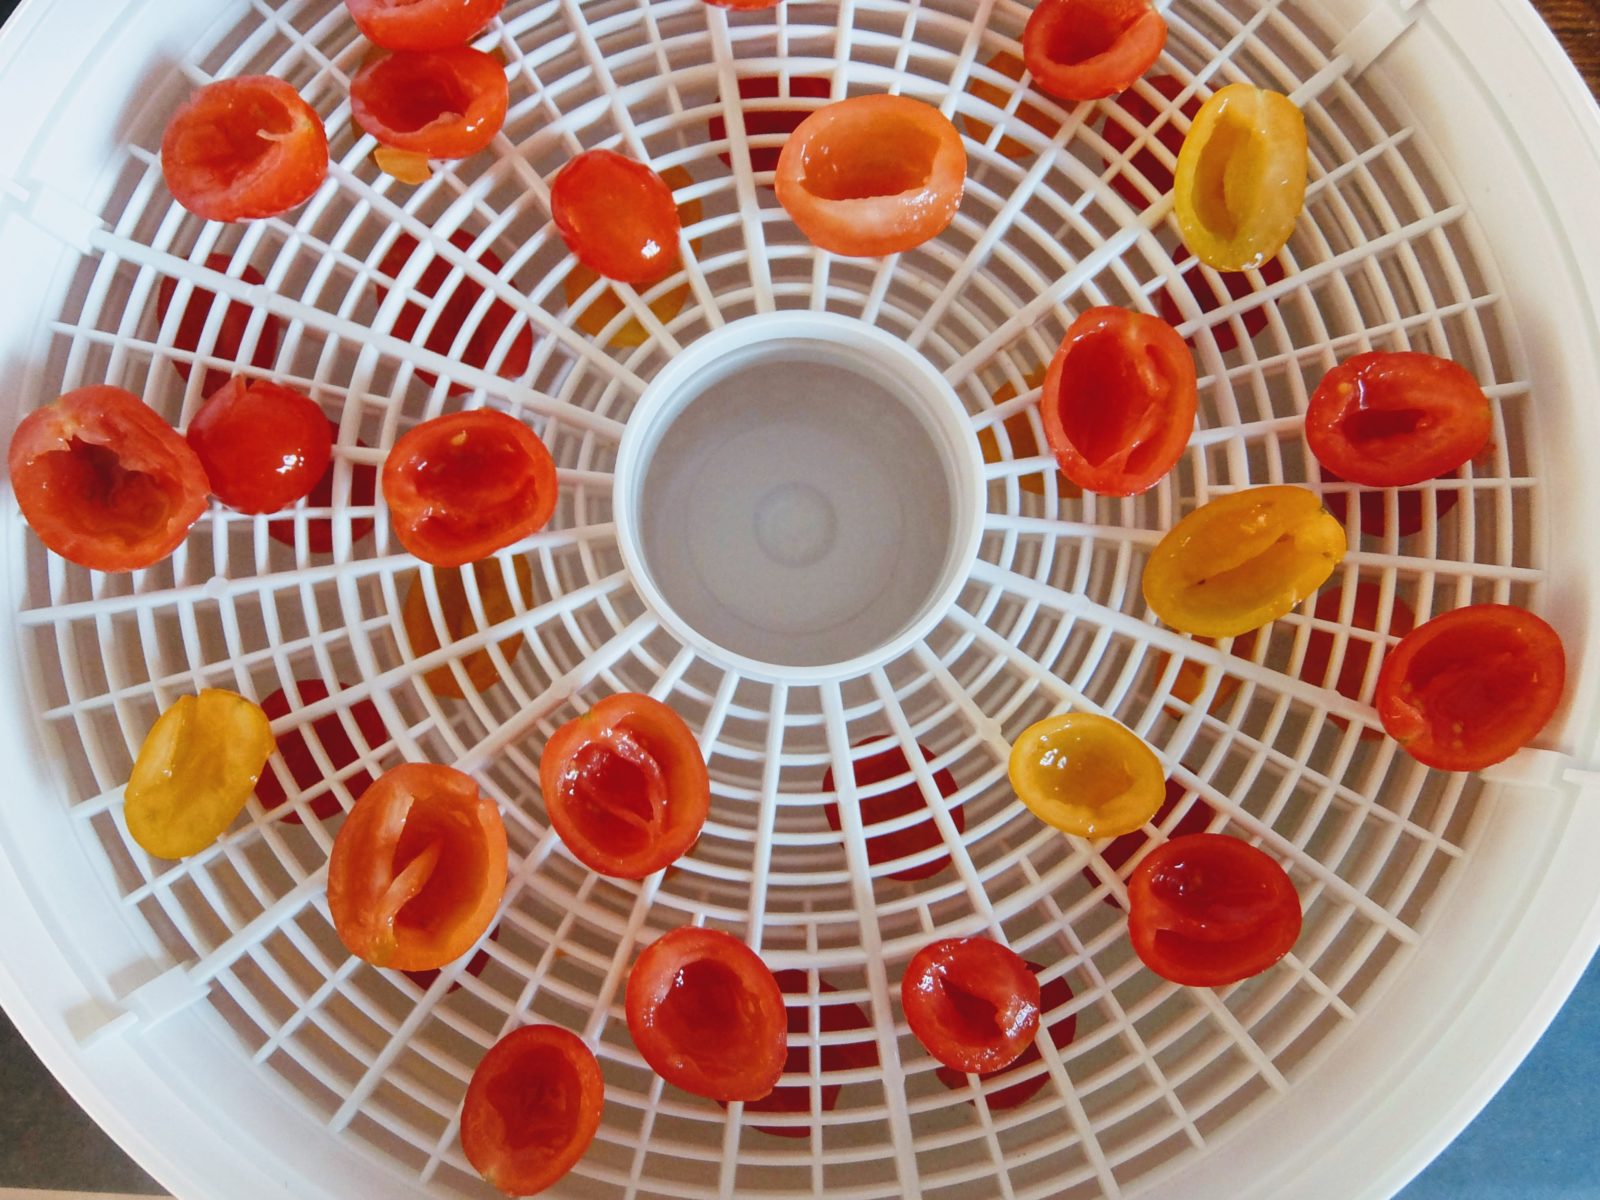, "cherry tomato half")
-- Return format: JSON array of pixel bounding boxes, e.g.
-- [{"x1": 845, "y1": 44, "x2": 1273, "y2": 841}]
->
[
  {"x1": 978, "y1": 367, "x2": 1083, "y2": 499},
  {"x1": 1173, "y1": 84, "x2": 1306, "y2": 272},
  {"x1": 346, "y1": 0, "x2": 506, "y2": 51},
  {"x1": 540, "y1": 693, "x2": 709, "y2": 879},
  {"x1": 352, "y1": 47, "x2": 508, "y2": 159},
  {"x1": 709, "y1": 76, "x2": 832, "y2": 175},
  {"x1": 1298, "y1": 581, "x2": 1415, "y2": 736},
  {"x1": 1157, "y1": 630, "x2": 1259, "y2": 717},
  {"x1": 934, "y1": 963, "x2": 1076, "y2": 1109},
  {"x1": 775, "y1": 94, "x2": 966, "y2": 257},
  {"x1": 185, "y1": 378, "x2": 333, "y2": 515},
  {"x1": 381, "y1": 409, "x2": 558, "y2": 568},
  {"x1": 962, "y1": 51, "x2": 1061, "y2": 159},
  {"x1": 1319, "y1": 467, "x2": 1461, "y2": 541},
  {"x1": 161, "y1": 76, "x2": 328, "y2": 222},
  {"x1": 1100, "y1": 74, "x2": 1188, "y2": 209},
  {"x1": 902, "y1": 937, "x2": 1040, "y2": 1075},
  {"x1": 267, "y1": 423, "x2": 378, "y2": 553},
  {"x1": 155, "y1": 255, "x2": 282, "y2": 395},
  {"x1": 1143, "y1": 485, "x2": 1346, "y2": 638},
  {"x1": 1040, "y1": 306, "x2": 1196, "y2": 496},
  {"x1": 376, "y1": 231, "x2": 535, "y2": 396},
  {"x1": 460, "y1": 1024, "x2": 603, "y2": 1198},
  {"x1": 1009, "y1": 713, "x2": 1165, "y2": 839},
  {"x1": 125, "y1": 689, "x2": 275, "y2": 859},
  {"x1": 403, "y1": 556, "x2": 535, "y2": 698},
  {"x1": 1087, "y1": 777, "x2": 1216, "y2": 903},
  {"x1": 1305, "y1": 351, "x2": 1492, "y2": 488},
  {"x1": 1376, "y1": 604, "x2": 1565, "y2": 771},
  {"x1": 1127, "y1": 832, "x2": 1302, "y2": 987},
  {"x1": 625, "y1": 926, "x2": 788, "y2": 1101},
  {"x1": 1157, "y1": 248, "x2": 1287, "y2": 355},
  {"x1": 550, "y1": 150, "x2": 682, "y2": 286},
  {"x1": 9, "y1": 385, "x2": 210, "y2": 572},
  {"x1": 1023, "y1": 0, "x2": 1167, "y2": 102},
  {"x1": 327, "y1": 762, "x2": 508, "y2": 971},
  {"x1": 822, "y1": 740, "x2": 962, "y2": 882},
  {"x1": 256, "y1": 679, "x2": 388, "y2": 824}
]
